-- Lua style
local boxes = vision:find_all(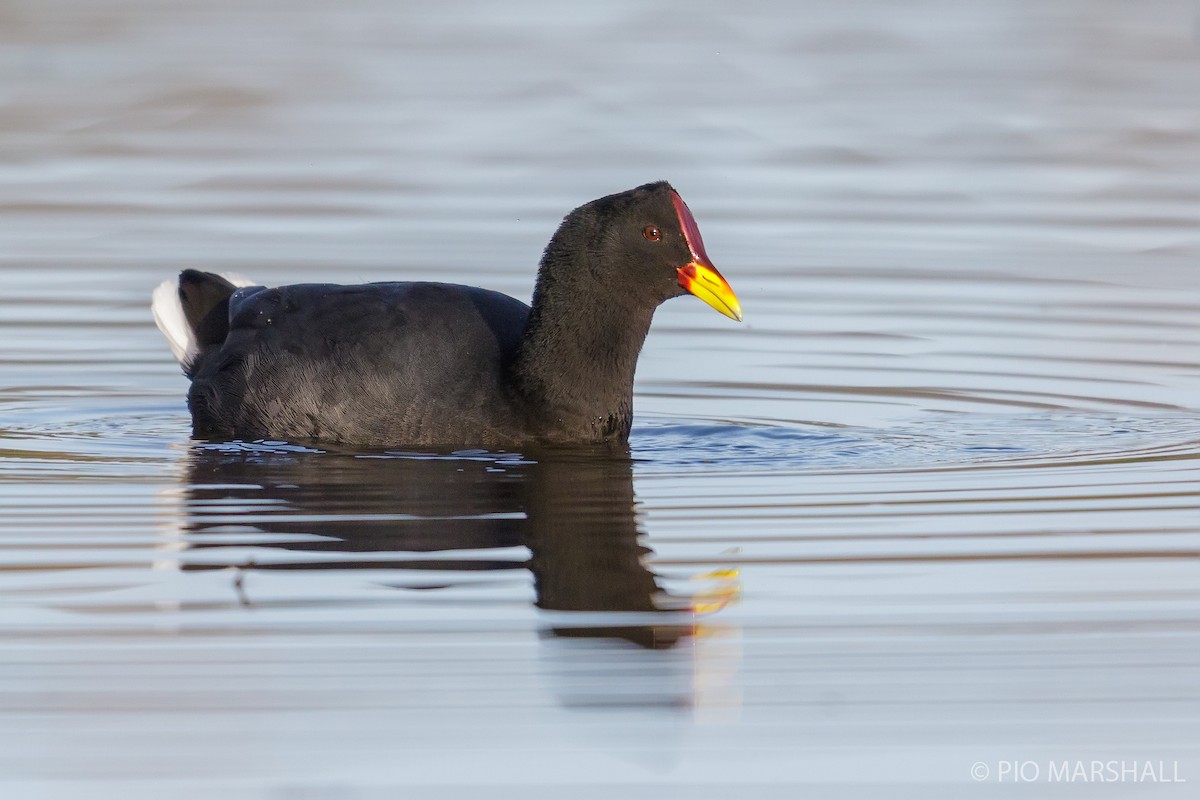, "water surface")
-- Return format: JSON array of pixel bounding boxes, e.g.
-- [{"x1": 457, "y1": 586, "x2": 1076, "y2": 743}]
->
[{"x1": 2, "y1": 1, "x2": 1199, "y2": 797}]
